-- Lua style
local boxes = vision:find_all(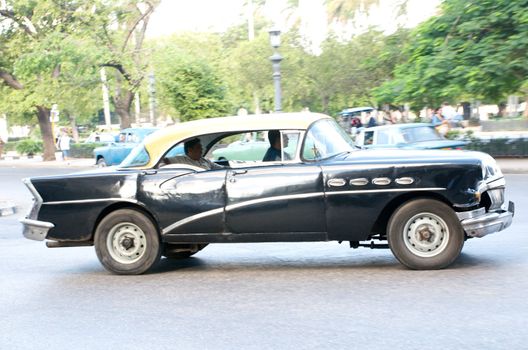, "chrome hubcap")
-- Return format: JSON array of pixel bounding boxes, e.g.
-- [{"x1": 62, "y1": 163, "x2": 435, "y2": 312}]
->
[
  {"x1": 403, "y1": 213, "x2": 449, "y2": 257},
  {"x1": 106, "y1": 222, "x2": 147, "y2": 264}
]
